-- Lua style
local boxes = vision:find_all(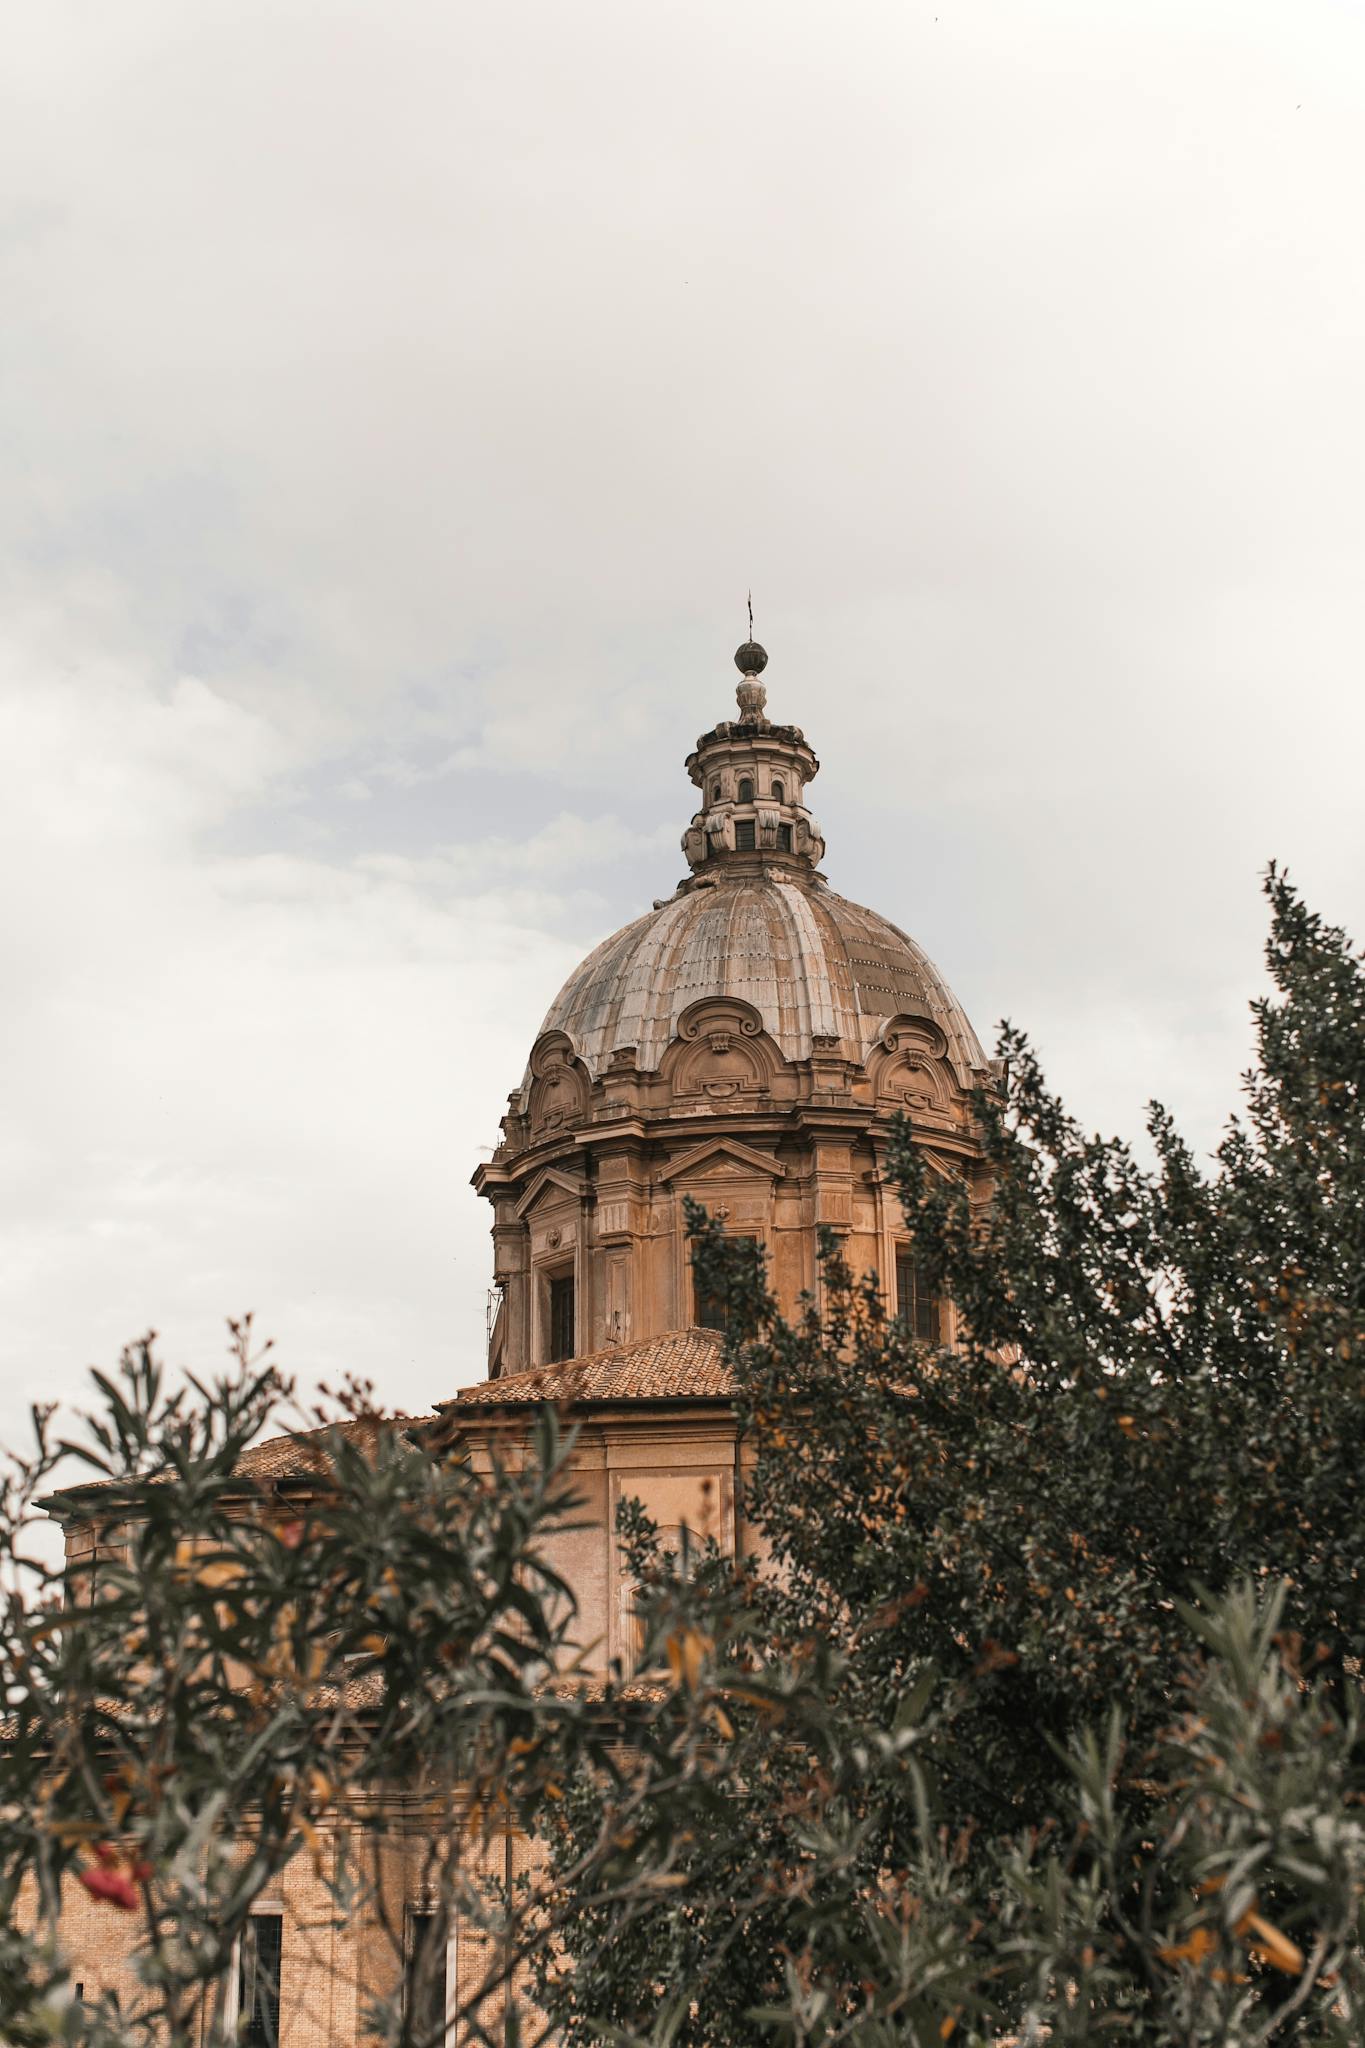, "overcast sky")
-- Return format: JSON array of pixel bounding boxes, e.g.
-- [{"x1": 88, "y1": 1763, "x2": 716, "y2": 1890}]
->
[{"x1": 2, "y1": 0, "x2": 1363, "y2": 1454}]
